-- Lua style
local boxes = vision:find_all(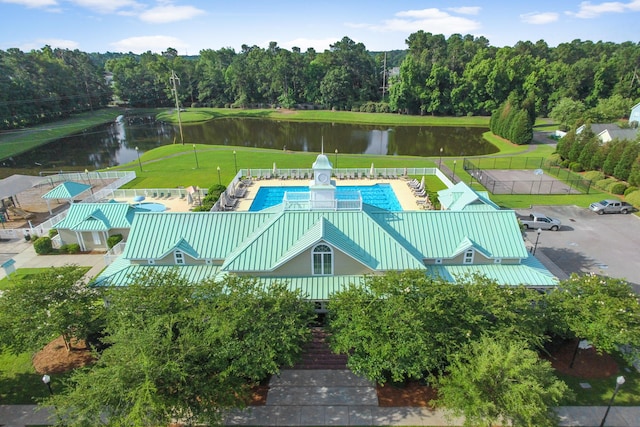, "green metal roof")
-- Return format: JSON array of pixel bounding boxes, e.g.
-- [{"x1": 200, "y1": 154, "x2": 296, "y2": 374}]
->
[
  {"x1": 54, "y1": 202, "x2": 135, "y2": 231},
  {"x1": 94, "y1": 257, "x2": 221, "y2": 287},
  {"x1": 96, "y1": 206, "x2": 552, "y2": 292},
  {"x1": 42, "y1": 181, "x2": 91, "y2": 199},
  {"x1": 220, "y1": 209, "x2": 426, "y2": 272},
  {"x1": 123, "y1": 211, "x2": 273, "y2": 260},
  {"x1": 426, "y1": 255, "x2": 559, "y2": 287},
  {"x1": 369, "y1": 209, "x2": 528, "y2": 259},
  {"x1": 437, "y1": 182, "x2": 500, "y2": 211}
]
